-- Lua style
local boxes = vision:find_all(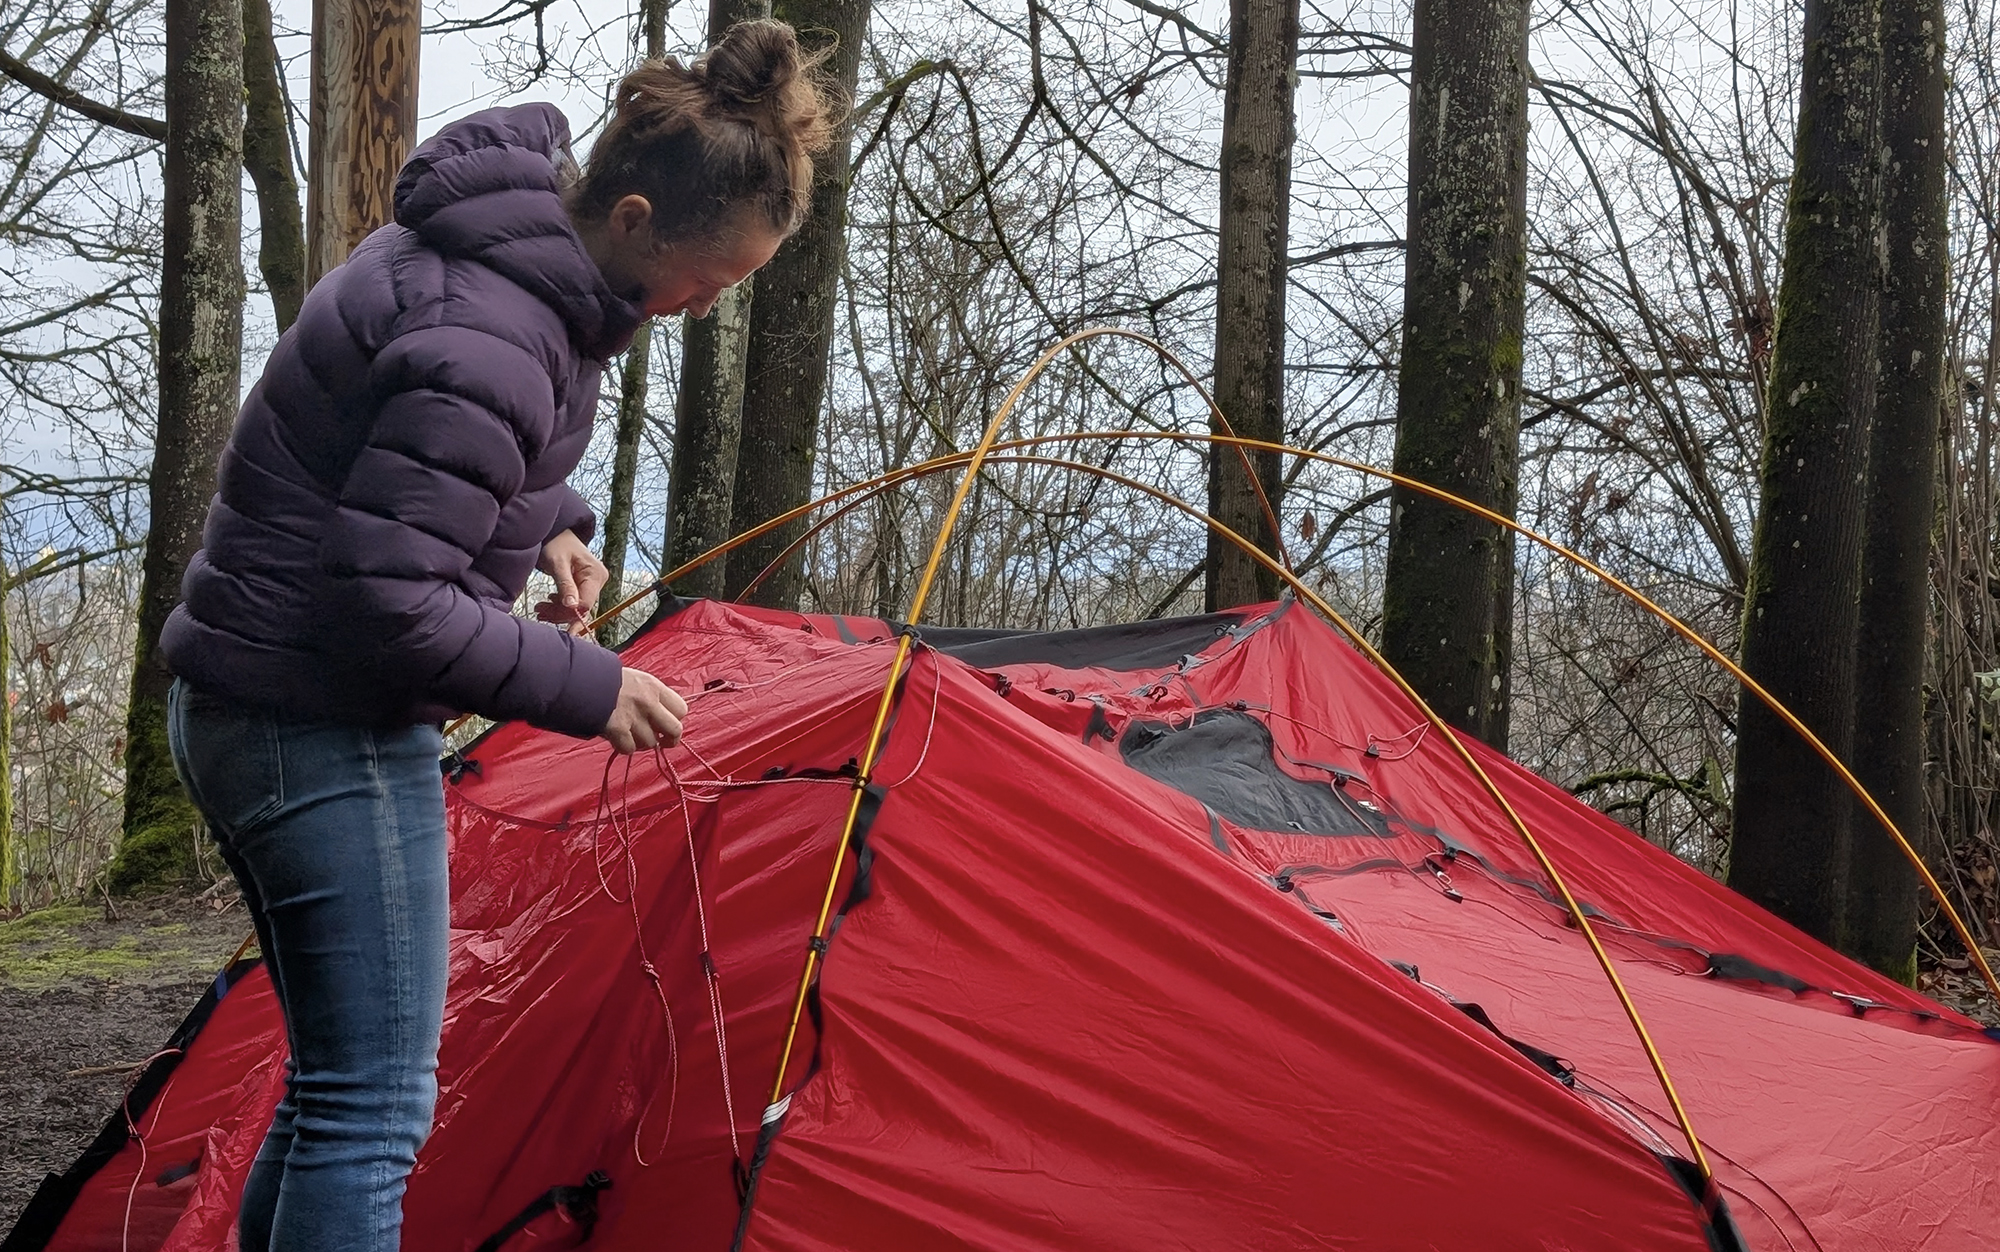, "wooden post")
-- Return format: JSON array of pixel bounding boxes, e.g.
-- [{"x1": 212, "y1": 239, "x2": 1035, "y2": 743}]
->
[{"x1": 306, "y1": 0, "x2": 421, "y2": 286}]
